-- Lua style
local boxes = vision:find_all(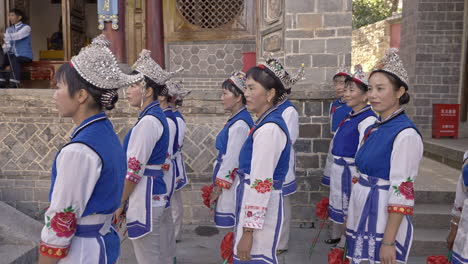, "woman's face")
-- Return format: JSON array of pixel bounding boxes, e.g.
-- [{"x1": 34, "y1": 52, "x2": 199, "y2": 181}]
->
[
  {"x1": 126, "y1": 81, "x2": 145, "y2": 108},
  {"x1": 244, "y1": 77, "x2": 274, "y2": 115},
  {"x1": 343, "y1": 81, "x2": 367, "y2": 109},
  {"x1": 221, "y1": 88, "x2": 242, "y2": 112},
  {"x1": 52, "y1": 79, "x2": 80, "y2": 117},
  {"x1": 333, "y1": 76, "x2": 346, "y2": 97},
  {"x1": 368, "y1": 72, "x2": 404, "y2": 116}
]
